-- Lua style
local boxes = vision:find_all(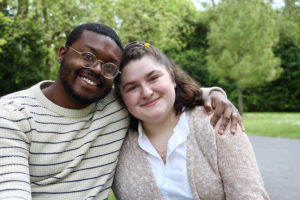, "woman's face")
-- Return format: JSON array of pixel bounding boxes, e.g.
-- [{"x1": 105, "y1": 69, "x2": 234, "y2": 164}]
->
[{"x1": 120, "y1": 56, "x2": 176, "y2": 125}]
